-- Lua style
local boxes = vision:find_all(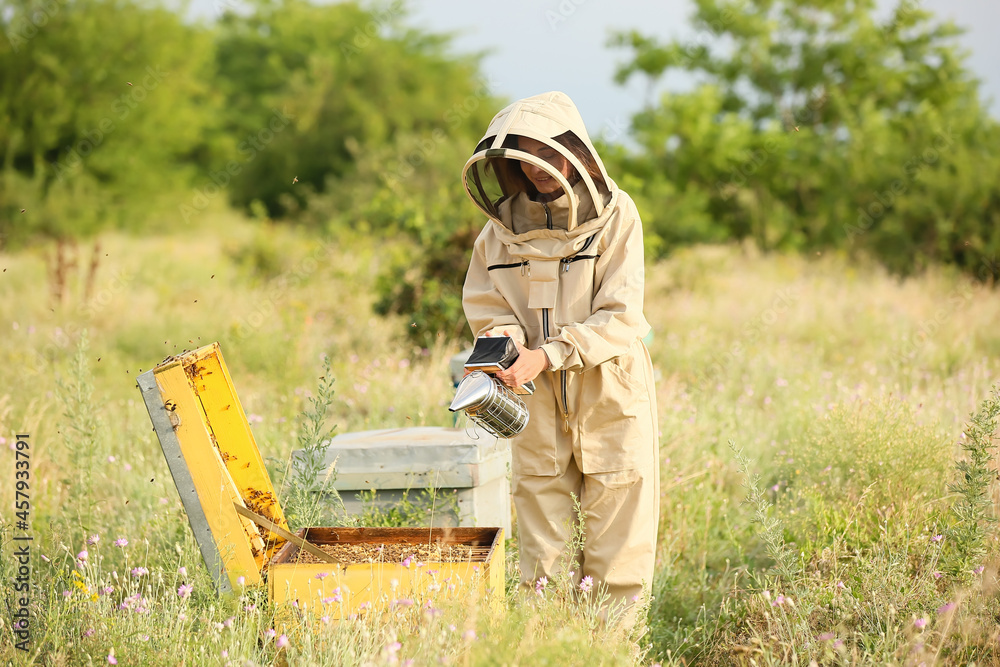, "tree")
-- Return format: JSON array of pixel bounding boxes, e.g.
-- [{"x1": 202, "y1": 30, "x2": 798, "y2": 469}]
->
[
  {"x1": 211, "y1": 0, "x2": 498, "y2": 220},
  {"x1": 609, "y1": 0, "x2": 1000, "y2": 276},
  {"x1": 207, "y1": 0, "x2": 501, "y2": 346},
  {"x1": 0, "y1": 0, "x2": 219, "y2": 247}
]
